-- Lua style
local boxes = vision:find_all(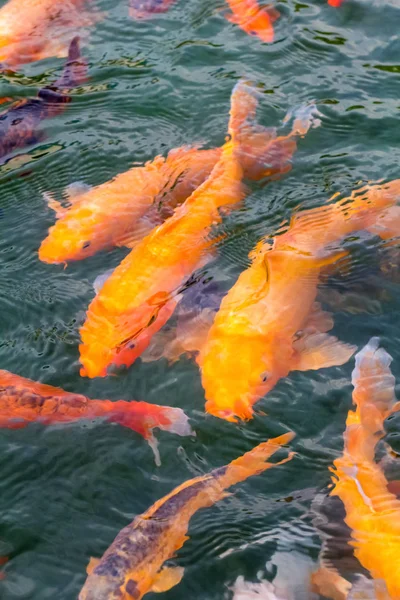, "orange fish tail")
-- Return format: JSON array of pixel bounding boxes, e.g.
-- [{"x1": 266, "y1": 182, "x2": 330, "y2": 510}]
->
[
  {"x1": 219, "y1": 431, "x2": 295, "y2": 488},
  {"x1": 108, "y1": 400, "x2": 192, "y2": 437},
  {"x1": 351, "y1": 337, "x2": 396, "y2": 432},
  {"x1": 108, "y1": 401, "x2": 193, "y2": 465}
]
